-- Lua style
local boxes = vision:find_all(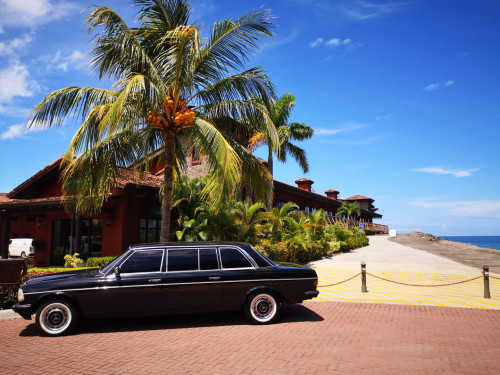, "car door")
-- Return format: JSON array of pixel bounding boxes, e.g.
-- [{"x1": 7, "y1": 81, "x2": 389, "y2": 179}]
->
[
  {"x1": 99, "y1": 248, "x2": 165, "y2": 317},
  {"x1": 219, "y1": 246, "x2": 259, "y2": 308},
  {"x1": 163, "y1": 247, "x2": 222, "y2": 311}
]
